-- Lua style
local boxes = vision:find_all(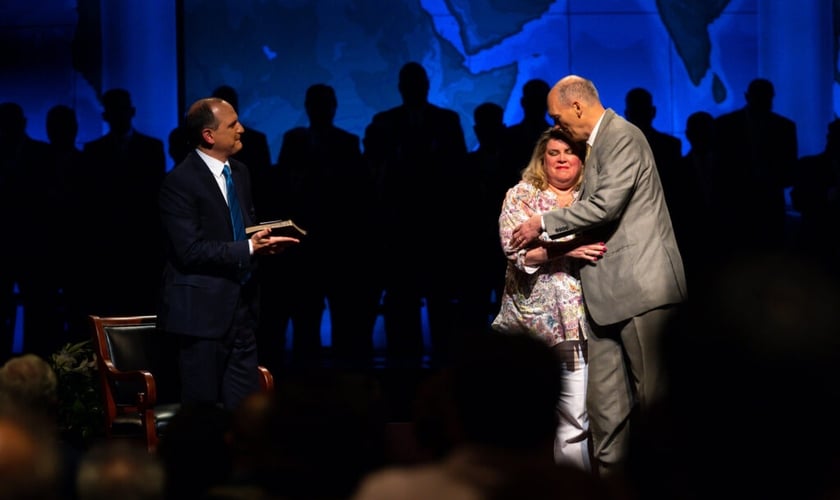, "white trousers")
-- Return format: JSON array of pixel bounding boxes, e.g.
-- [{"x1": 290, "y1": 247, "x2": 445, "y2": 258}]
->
[{"x1": 553, "y1": 341, "x2": 590, "y2": 471}]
